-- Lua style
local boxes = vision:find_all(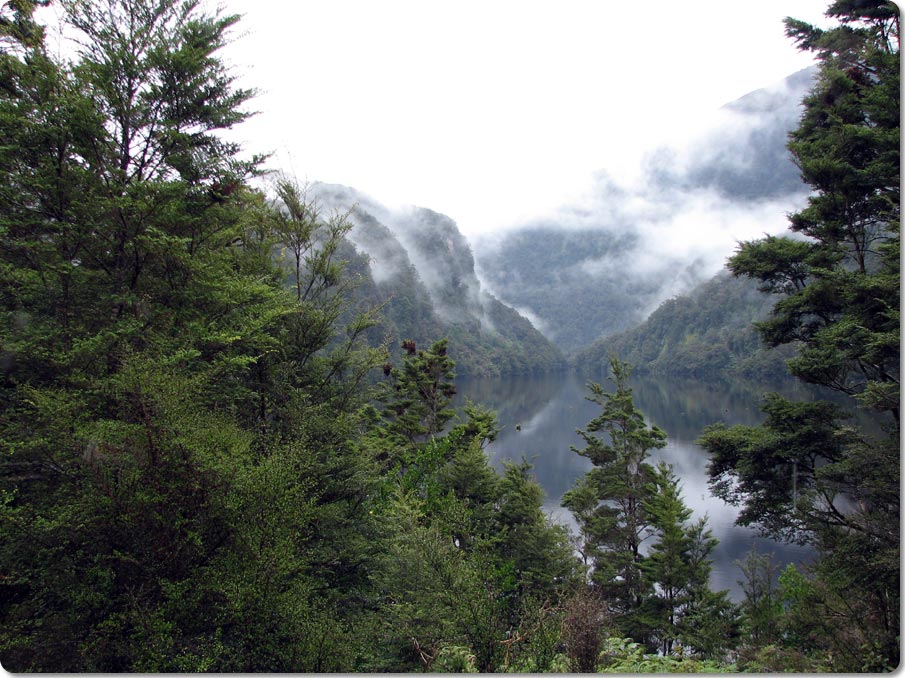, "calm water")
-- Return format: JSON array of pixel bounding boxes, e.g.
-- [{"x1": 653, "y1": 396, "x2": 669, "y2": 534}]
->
[{"x1": 455, "y1": 371, "x2": 816, "y2": 600}]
